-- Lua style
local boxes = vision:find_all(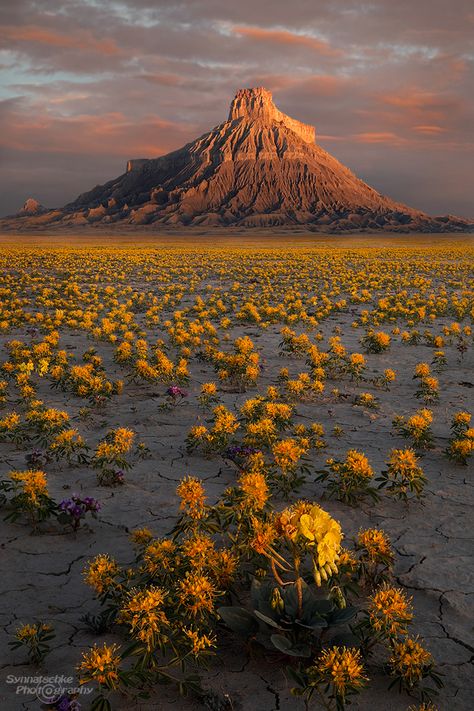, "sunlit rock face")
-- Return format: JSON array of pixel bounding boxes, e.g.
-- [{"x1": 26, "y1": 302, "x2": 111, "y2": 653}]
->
[
  {"x1": 3, "y1": 88, "x2": 472, "y2": 231},
  {"x1": 228, "y1": 87, "x2": 316, "y2": 145}
]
